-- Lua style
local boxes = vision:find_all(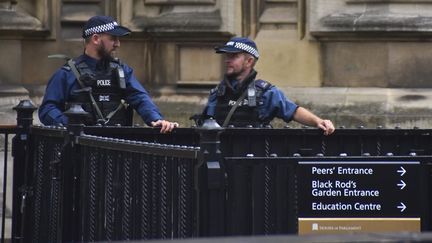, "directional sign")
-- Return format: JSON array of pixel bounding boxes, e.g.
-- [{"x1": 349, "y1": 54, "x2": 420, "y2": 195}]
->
[
  {"x1": 297, "y1": 160, "x2": 421, "y2": 234},
  {"x1": 397, "y1": 166, "x2": 406, "y2": 176},
  {"x1": 397, "y1": 180, "x2": 406, "y2": 190},
  {"x1": 397, "y1": 202, "x2": 406, "y2": 212}
]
